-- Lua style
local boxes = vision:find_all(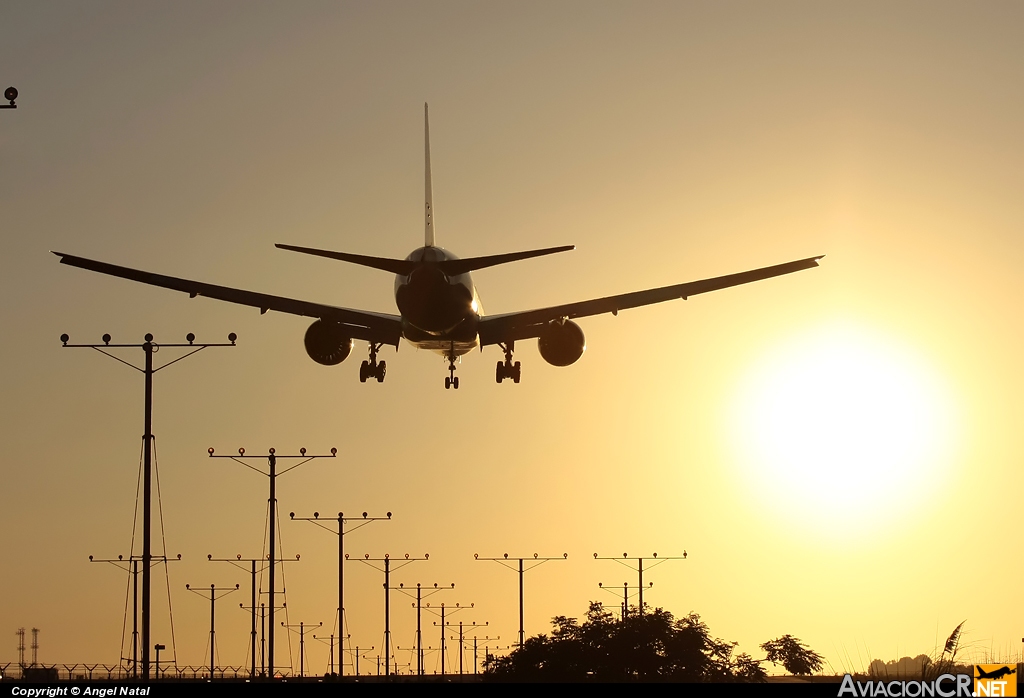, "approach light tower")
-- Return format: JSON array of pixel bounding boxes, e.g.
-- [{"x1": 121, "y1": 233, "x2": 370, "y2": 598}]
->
[
  {"x1": 592, "y1": 551, "x2": 688, "y2": 613},
  {"x1": 208, "y1": 446, "x2": 335, "y2": 678},
  {"x1": 61, "y1": 331, "x2": 236, "y2": 678}
]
